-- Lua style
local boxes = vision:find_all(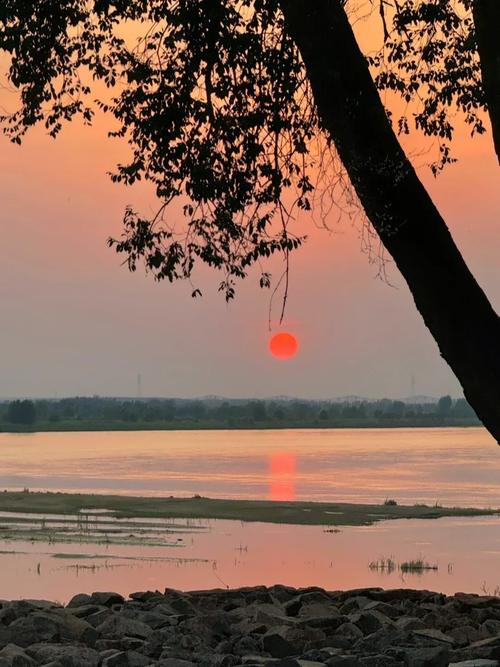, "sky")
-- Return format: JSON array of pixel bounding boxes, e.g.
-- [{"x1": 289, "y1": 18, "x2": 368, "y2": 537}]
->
[{"x1": 0, "y1": 13, "x2": 498, "y2": 401}]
